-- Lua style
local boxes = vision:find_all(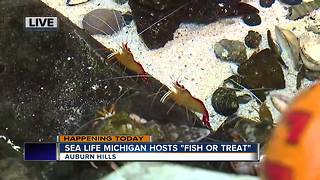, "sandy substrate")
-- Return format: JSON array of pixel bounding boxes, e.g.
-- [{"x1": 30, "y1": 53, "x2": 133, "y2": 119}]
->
[{"x1": 41, "y1": 0, "x2": 319, "y2": 130}]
